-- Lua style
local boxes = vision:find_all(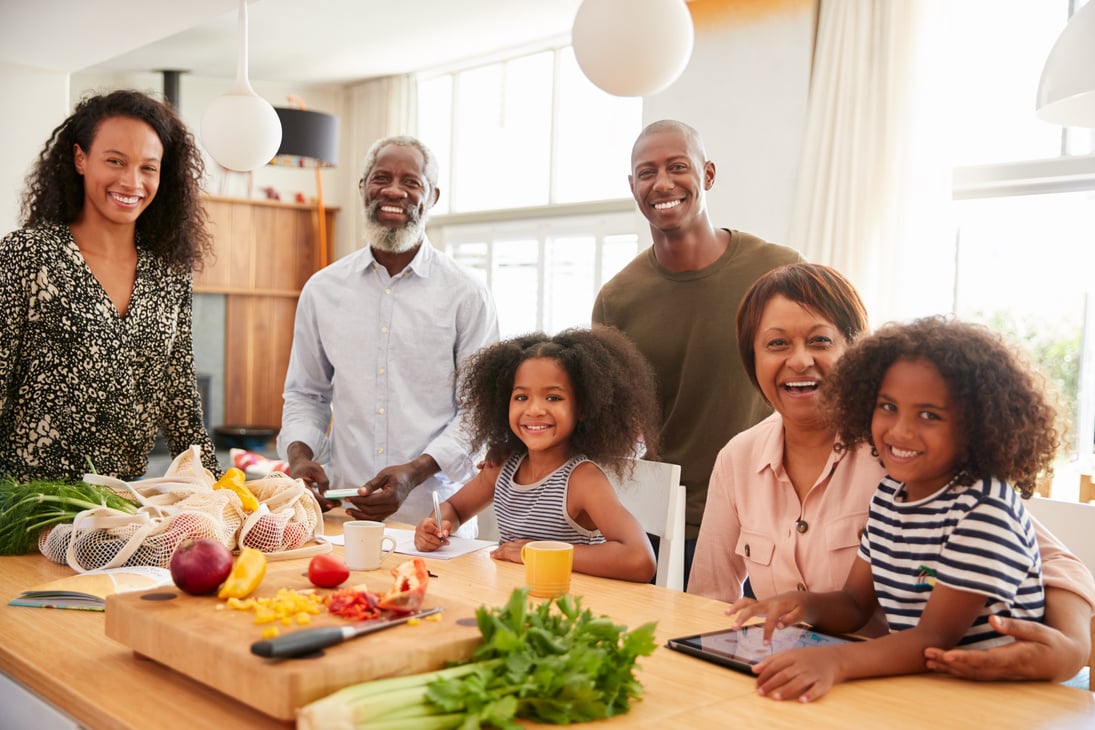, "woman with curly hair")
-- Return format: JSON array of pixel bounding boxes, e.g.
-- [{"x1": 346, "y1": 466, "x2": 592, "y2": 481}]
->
[
  {"x1": 0, "y1": 89, "x2": 218, "y2": 482},
  {"x1": 414, "y1": 325, "x2": 661, "y2": 582},
  {"x1": 732, "y1": 316, "x2": 1061, "y2": 702}
]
